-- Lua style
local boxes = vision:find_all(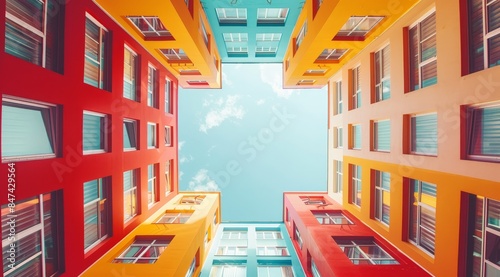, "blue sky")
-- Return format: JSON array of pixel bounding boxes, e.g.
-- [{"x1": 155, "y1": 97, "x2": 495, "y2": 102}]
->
[{"x1": 178, "y1": 63, "x2": 327, "y2": 222}]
